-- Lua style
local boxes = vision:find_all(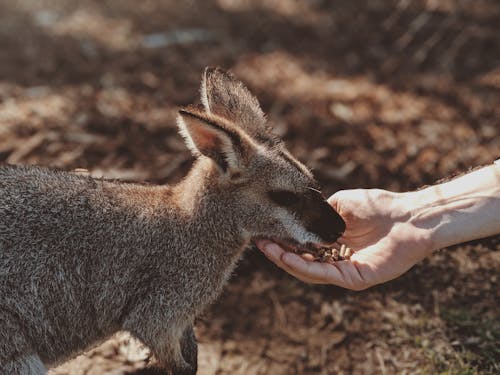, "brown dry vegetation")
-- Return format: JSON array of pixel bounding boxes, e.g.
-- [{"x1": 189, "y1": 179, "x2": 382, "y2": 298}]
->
[{"x1": 0, "y1": 0, "x2": 499, "y2": 374}]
